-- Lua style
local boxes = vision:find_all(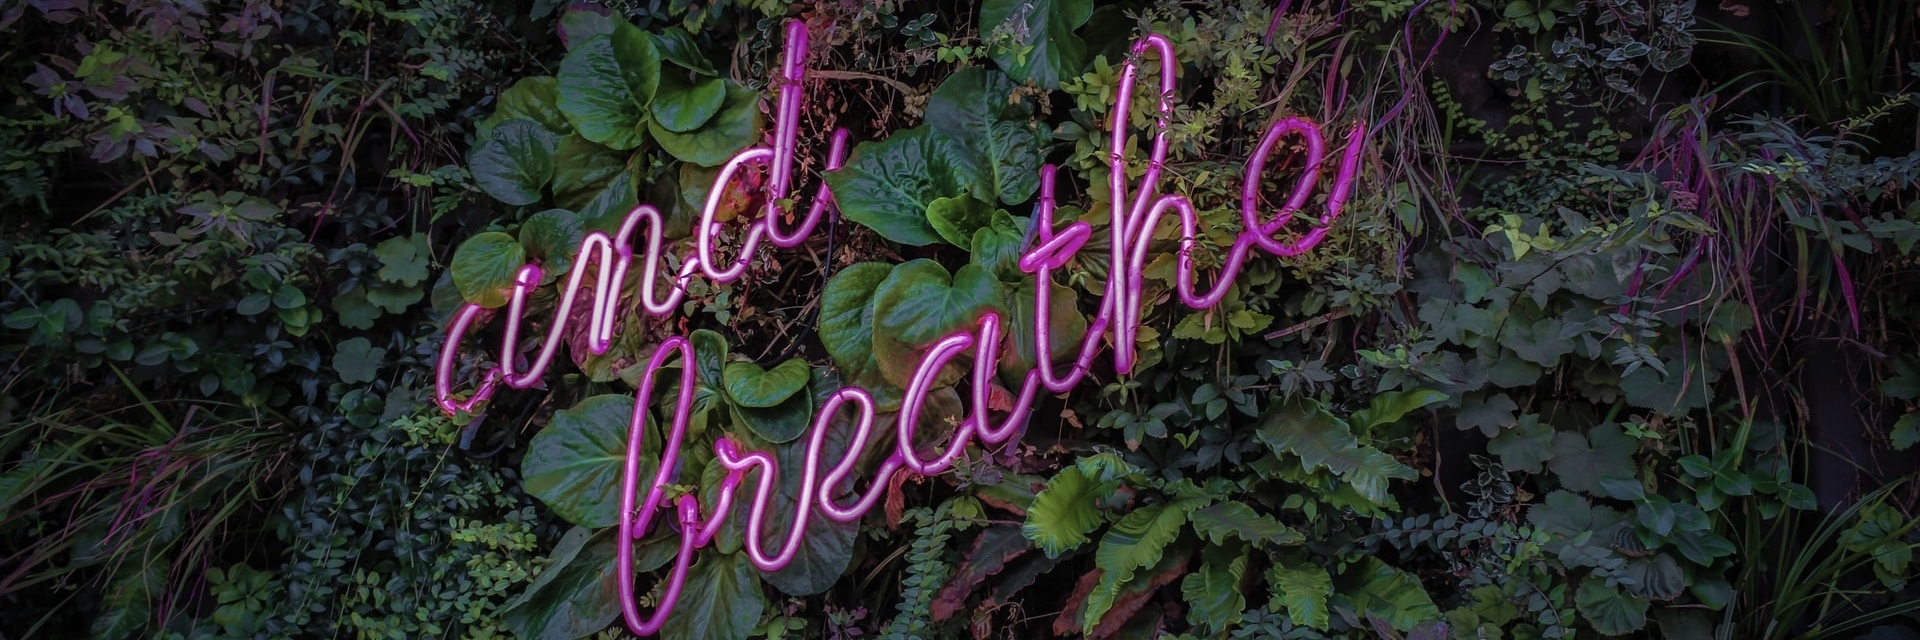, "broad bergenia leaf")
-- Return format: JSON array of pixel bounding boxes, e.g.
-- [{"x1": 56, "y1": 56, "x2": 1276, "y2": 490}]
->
[
  {"x1": 823, "y1": 128, "x2": 972, "y2": 246},
  {"x1": 450, "y1": 231, "x2": 527, "y2": 309},
  {"x1": 470, "y1": 120, "x2": 558, "y2": 206},
  {"x1": 650, "y1": 81, "x2": 760, "y2": 166},
  {"x1": 500, "y1": 527, "x2": 623, "y2": 640},
  {"x1": 925, "y1": 67, "x2": 1047, "y2": 204},
  {"x1": 551, "y1": 134, "x2": 630, "y2": 211},
  {"x1": 522, "y1": 395, "x2": 654, "y2": 529},
  {"x1": 756, "y1": 407, "x2": 858, "y2": 595},
  {"x1": 659, "y1": 552, "x2": 766, "y2": 640},
  {"x1": 722, "y1": 359, "x2": 810, "y2": 408},
  {"x1": 557, "y1": 24, "x2": 658, "y2": 150},
  {"x1": 481, "y1": 76, "x2": 571, "y2": 139},
  {"x1": 870, "y1": 260, "x2": 1006, "y2": 387},
  {"x1": 651, "y1": 69, "x2": 726, "y2": 133},
  {"x1": 818, "y1": 263, "x2": 898, "y2": 403}
]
